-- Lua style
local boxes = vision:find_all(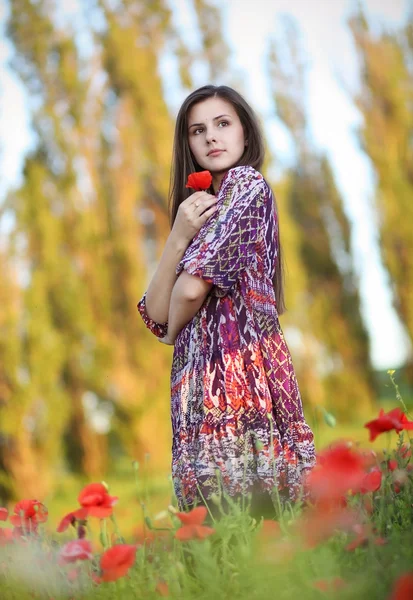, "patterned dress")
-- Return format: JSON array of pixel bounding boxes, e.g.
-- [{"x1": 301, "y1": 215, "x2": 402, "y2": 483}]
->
[{"x1": 138, "y1": 165, "x2": 316, "y2": 510}]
